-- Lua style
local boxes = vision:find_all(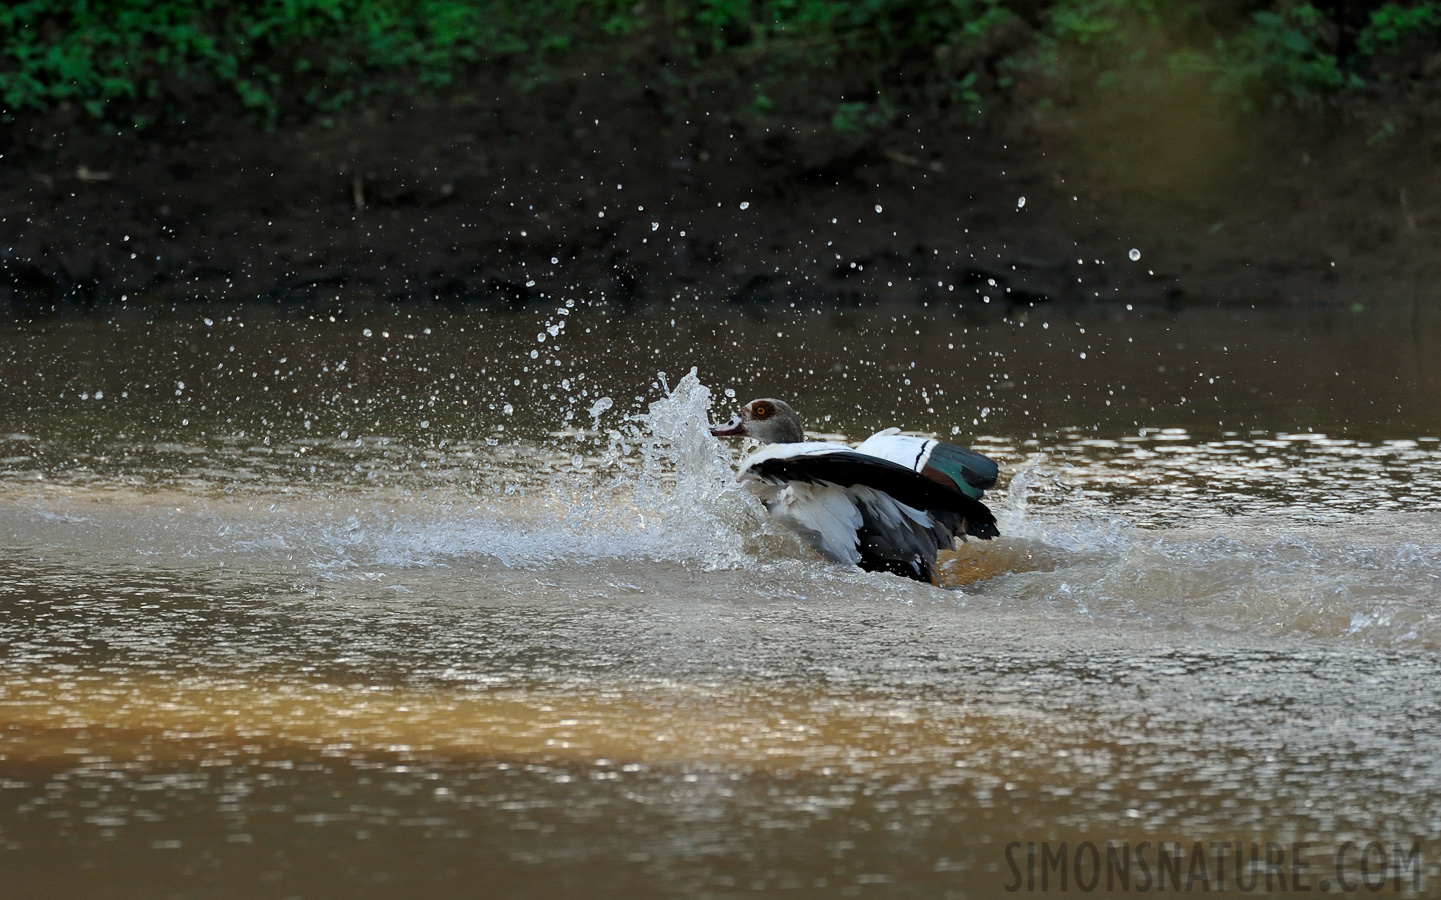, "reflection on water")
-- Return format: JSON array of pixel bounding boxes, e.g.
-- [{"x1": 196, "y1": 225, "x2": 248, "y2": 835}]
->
[{"x1": 2, "y1": 303, "x2": 1440, "y2": 897}]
